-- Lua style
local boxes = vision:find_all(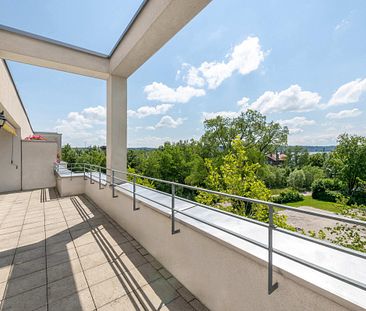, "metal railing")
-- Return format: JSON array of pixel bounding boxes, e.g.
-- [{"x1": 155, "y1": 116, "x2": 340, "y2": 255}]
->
[{"x1": 54, "y1": 162, "x2": 366, "y2": 294}]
